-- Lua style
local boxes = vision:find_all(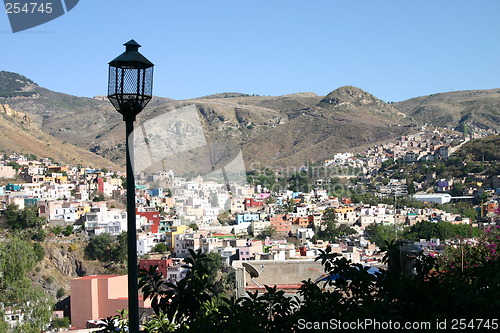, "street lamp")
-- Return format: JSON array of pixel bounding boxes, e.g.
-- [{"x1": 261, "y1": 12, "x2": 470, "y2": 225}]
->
[{"x1": 108, "y1": 39, "x2": 154, "y2": 333}]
